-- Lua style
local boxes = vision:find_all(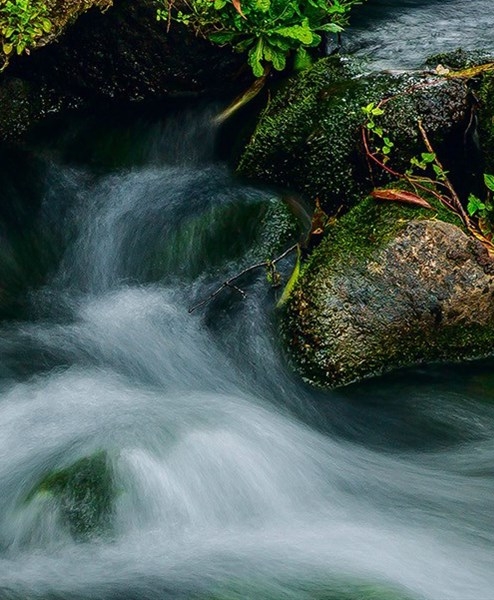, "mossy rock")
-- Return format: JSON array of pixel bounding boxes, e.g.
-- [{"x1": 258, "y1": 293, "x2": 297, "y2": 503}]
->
[
  {"x1": 281, "y1": 196, "x2": 494, "y2": 389},
  {"x1": 147, "y1": 195, "x2": 299, "y2": 282},
  {"x1": 26, "y1": 451, "x2": 115, "y2": 540},
  {"x1": 478, "y1": 71, "x2": 494, "y2": 174},
  {"x1": 425, "y1": 48, "x2": 494, "y2": 71},
  {"x1": 238, "y1": 56, "x2": 471, "y2": 214}
]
